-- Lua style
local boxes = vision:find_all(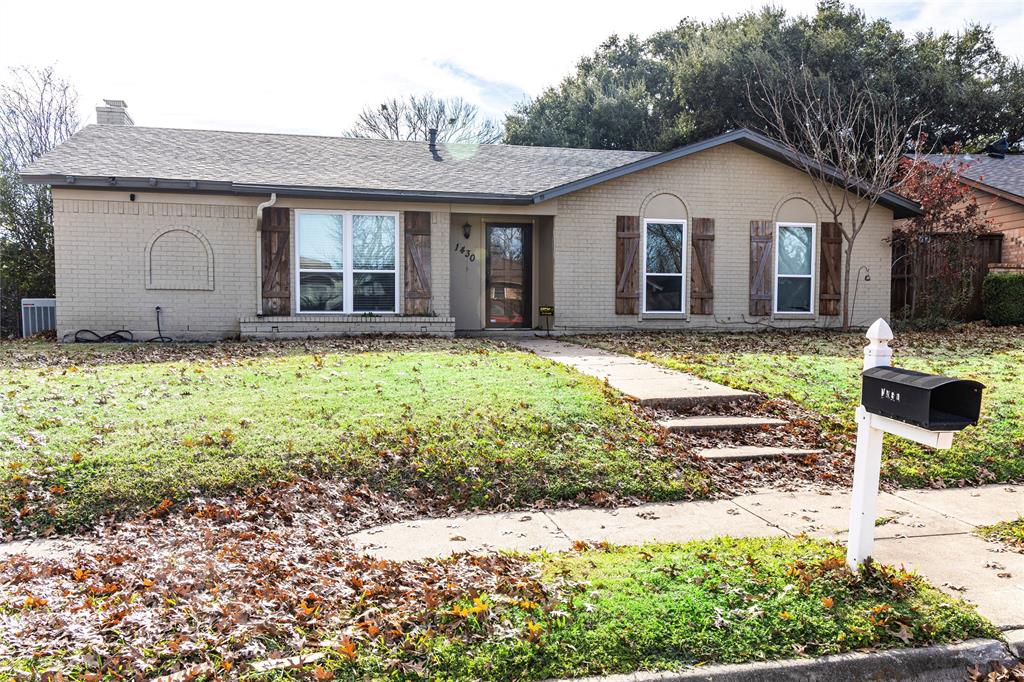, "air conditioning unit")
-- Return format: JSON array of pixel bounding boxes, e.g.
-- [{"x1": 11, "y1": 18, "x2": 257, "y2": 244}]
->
[{"x1": 21, "y1": 298, "x2": 56, "y2": 338}]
